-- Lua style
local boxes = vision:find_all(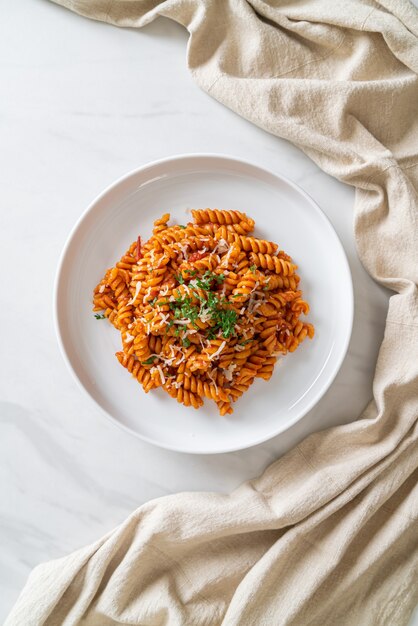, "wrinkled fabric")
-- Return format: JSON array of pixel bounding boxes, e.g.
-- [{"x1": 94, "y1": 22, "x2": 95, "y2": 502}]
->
[{"x1": 7, "y1": 1, "x2": 418, "y2": 625}]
